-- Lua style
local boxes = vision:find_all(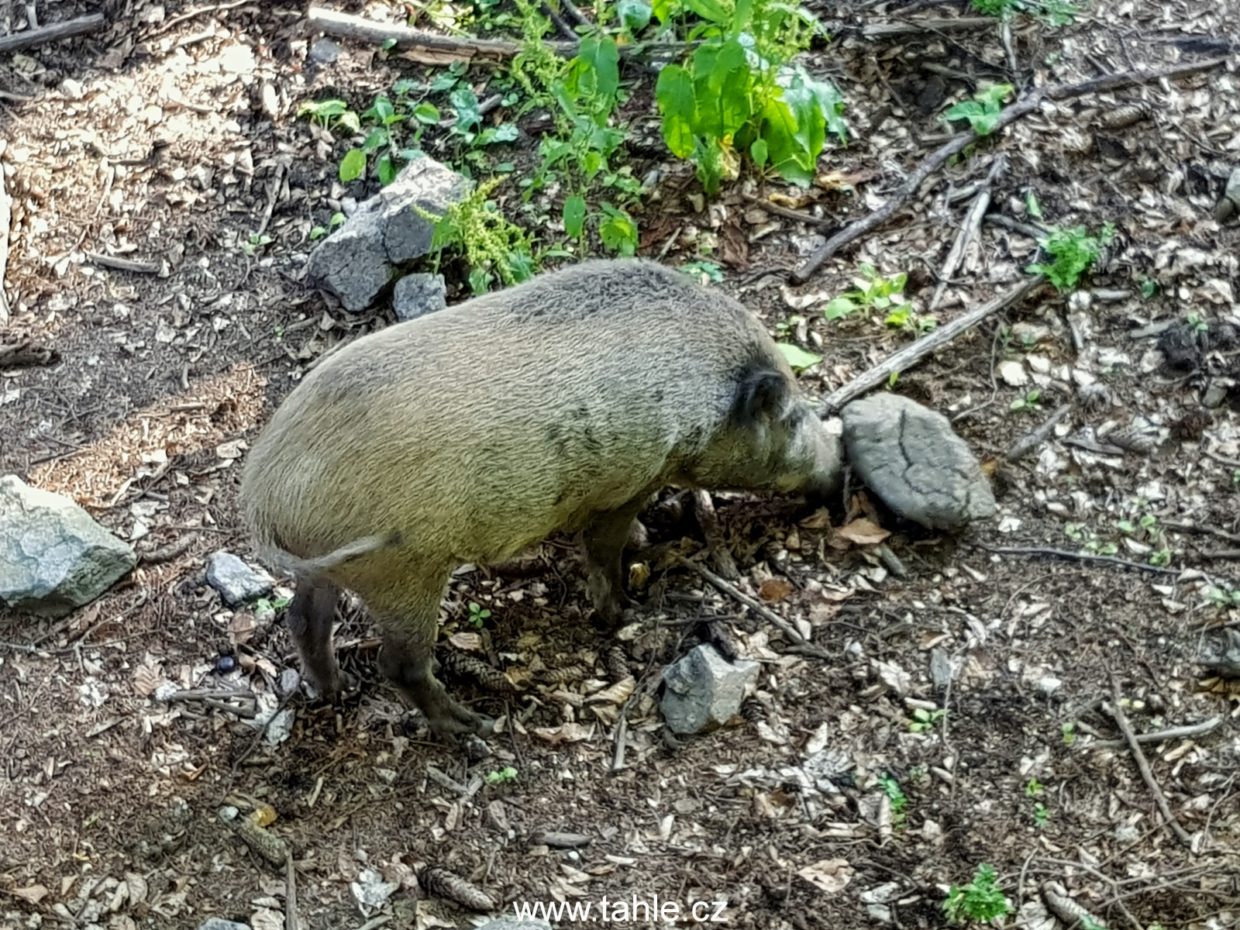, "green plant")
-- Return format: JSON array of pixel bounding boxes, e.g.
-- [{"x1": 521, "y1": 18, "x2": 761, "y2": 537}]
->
[
  {"x1": 909, "y1": 707, "x2": 946, "y2": 733},
  {"x1": 1064, "y1": 522, "x2": 1118, "y2": 556},
  {"x1": 241, "y1": 232, "x2": 273, "y2": 256},
  {"x1": 653, "y1": 0, "x2": 846, "y2": 193},
  {"x1": 681, "y1": 259, "x2": 724, "y2": 282},
  {"x1": 467, "y1": 601, "x2": 493, "y2": 628},
  {"x1": 1140, "y1": 278, "x2": 1159, "y2": 299},
  {"x1": 970, "y1": 0, "x2": 1078, "y2": 25},
  {"x1": 310, "y1": 211, "x2": 347, "y2": 241},
  {"x1": 944, "y1": 83, "x2": 1014, "y2": 136},
  {"x1": 776, "y1": 343, "x2": 822, "y2": 372},
  {"x1": 824, "y1": 264, "x2": 912, "y2": 323},
  {"x1": 1032, "y1": 801, "x2": 1050, "y2": 827},
  {"x1": 1185, "y1": 312, "x2": 1209, "y2": 334},
  {"x1": 255, "y1": 596, "x2": 293, "y2": 612},
  {"x1": 944, "y1": 864, "x2": 1013, "y2": 924},
  {"x1": 879, "y1": 774, "x2": 908, "y2": 827},
  {"x1": 1206, "y1": 586, "x2": 1240, "y2": 609},
  {"x1": 1024, "y1": 777, "x2": 1043, "y2": 798},
  {"x1": 1024, "y1": 190, "x2": 1043, "y2": 219},
  {"x1": 485, "y1": 765, "x2": 519, "y2": 784},
  {"x1": 1027, "y1": 223, "x2": 1114, "y2": 291},
  {"x1": 423, "y1": 178, "x2": 537, "y2": 294},
  {"x1": 1060, "y1": 722, "x2": 1076, "y2": 746},
  {"x1": 1009, "y1": 389, "x2": 1042, "y2": 414}
]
